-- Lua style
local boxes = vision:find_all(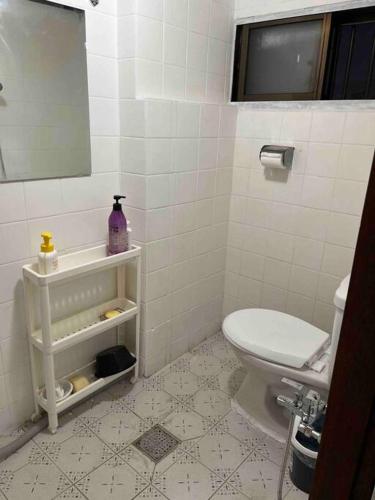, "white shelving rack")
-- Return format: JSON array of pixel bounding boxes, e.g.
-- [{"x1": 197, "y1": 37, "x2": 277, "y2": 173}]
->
[{"x1": 23, "y1": 244, "x2": 141, "y2": 433}]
